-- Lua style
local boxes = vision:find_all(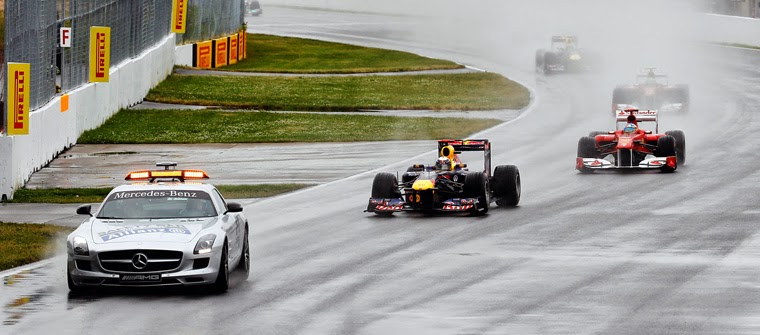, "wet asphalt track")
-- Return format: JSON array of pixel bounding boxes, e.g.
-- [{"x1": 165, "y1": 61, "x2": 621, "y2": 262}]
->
[{"x1": 4, "y1": 5, "x2": 760, "y2": 335}]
